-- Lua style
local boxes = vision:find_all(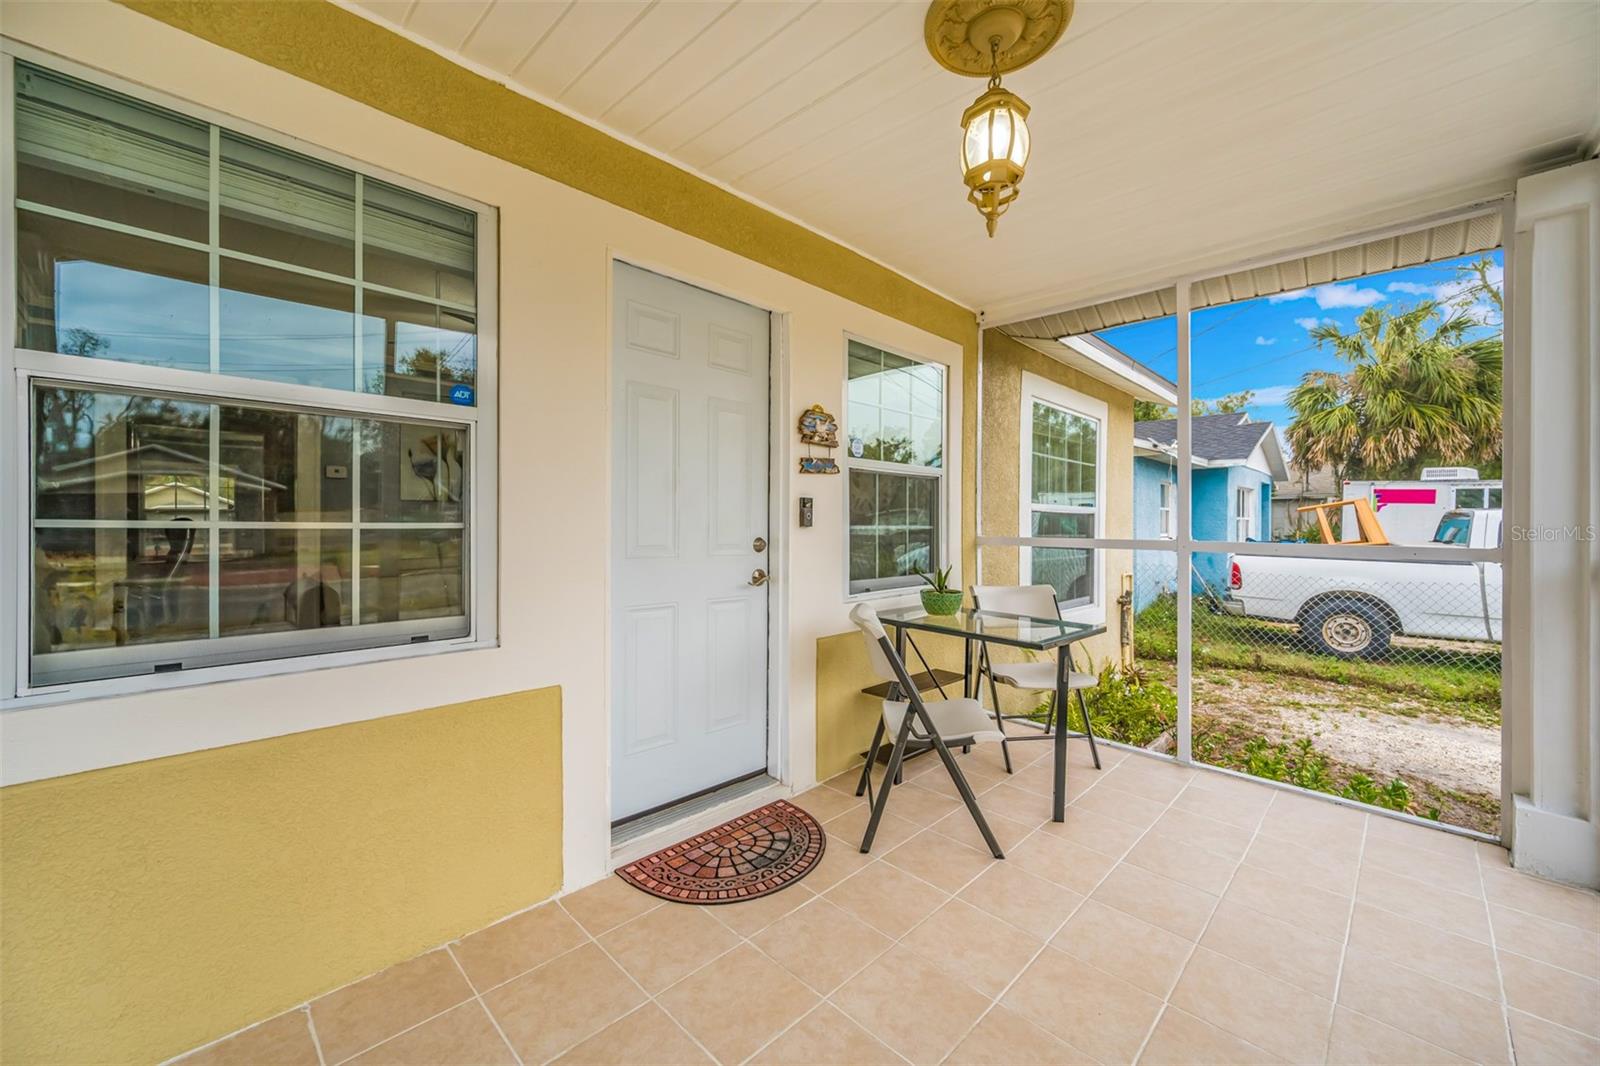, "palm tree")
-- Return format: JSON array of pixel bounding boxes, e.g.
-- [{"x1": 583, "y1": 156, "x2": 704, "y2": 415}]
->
[{"x1": 1286, "y1": 278, "x2": 1501, "y2": 481}]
